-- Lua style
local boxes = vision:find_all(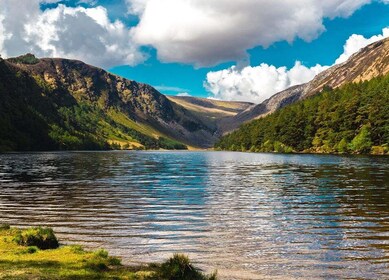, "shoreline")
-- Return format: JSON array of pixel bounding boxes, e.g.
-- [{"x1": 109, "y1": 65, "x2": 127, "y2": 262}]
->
[
  {"x1": 1, "y1": 148, "x2": 388, "y2": 156},
  {"x1": 0, "y1": 225, "x2": 217, "y2": 280}
]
